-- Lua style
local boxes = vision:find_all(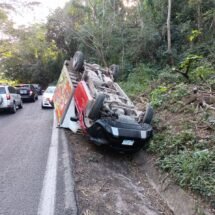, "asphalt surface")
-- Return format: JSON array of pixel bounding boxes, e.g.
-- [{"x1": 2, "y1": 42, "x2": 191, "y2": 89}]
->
[{"x1": 0, "y1": 97, "x2": 76, "y2": 215}]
